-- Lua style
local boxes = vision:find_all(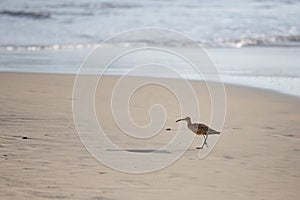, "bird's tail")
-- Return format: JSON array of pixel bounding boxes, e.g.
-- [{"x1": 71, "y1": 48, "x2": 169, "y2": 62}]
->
[{"x1": 207, "y1": 128, "x2": 221, "y2": 135}]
